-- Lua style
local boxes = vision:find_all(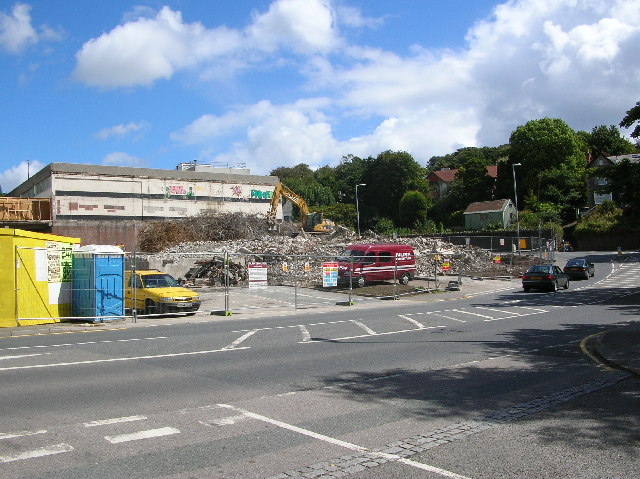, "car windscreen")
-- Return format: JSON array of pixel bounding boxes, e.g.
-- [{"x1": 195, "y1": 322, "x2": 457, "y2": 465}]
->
[
  {"x1": 565, "y1": 259, "x2": 584, "y2": 266},
  {"x1": 527, "y1": 265, "x2": 551, "y2": 273},
  {"x1": 141, "y1": 274, "x2": 179, "y2": 288},
  {"x1": 337, "y1": 249, "x2": 365, "y2": 262}
]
